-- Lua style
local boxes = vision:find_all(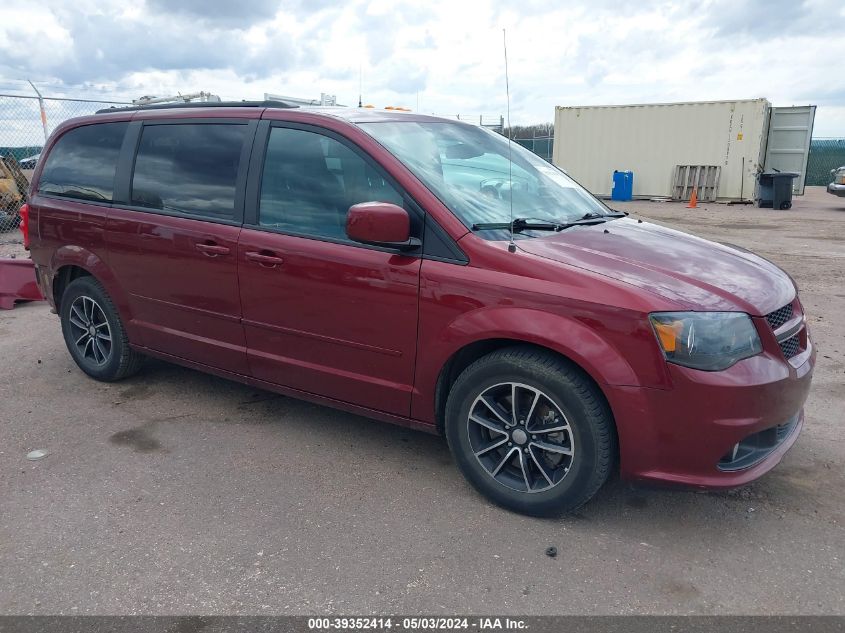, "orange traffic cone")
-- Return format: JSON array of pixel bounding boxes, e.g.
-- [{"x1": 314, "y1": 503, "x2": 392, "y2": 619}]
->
[{"x1": 687, "y1": 186, "x2": 698, "y2": 209}]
